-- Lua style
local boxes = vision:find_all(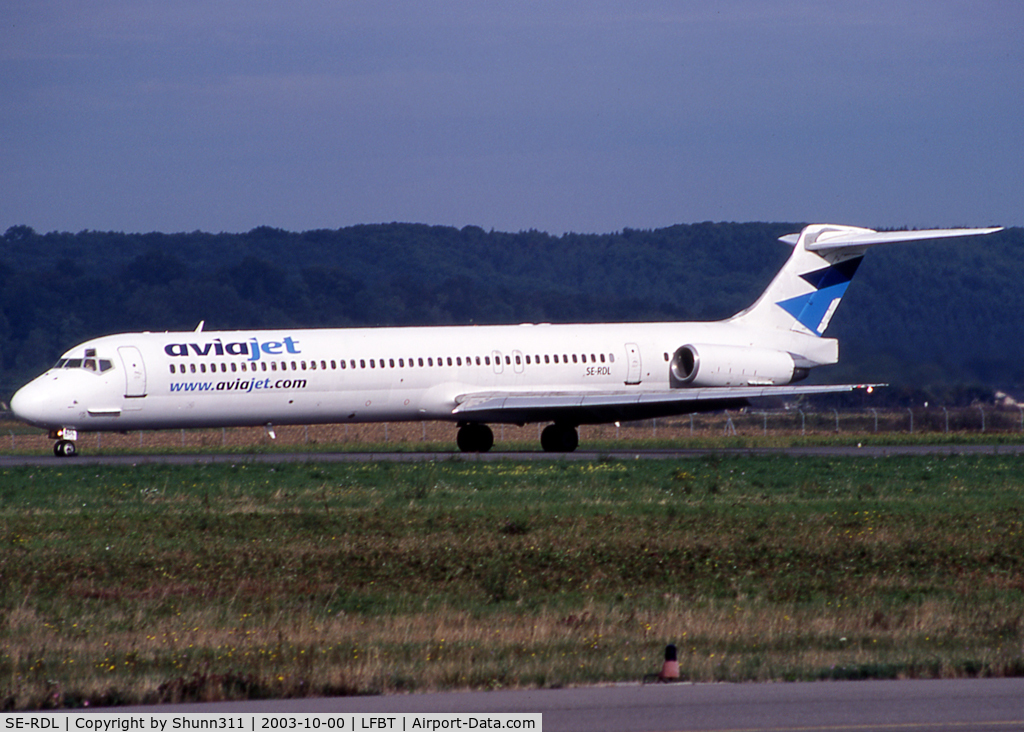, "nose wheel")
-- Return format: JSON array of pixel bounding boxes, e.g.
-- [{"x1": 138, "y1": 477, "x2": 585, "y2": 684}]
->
[{"x1": 53, "y1": 439, "x2": 78, "y2": 457}]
